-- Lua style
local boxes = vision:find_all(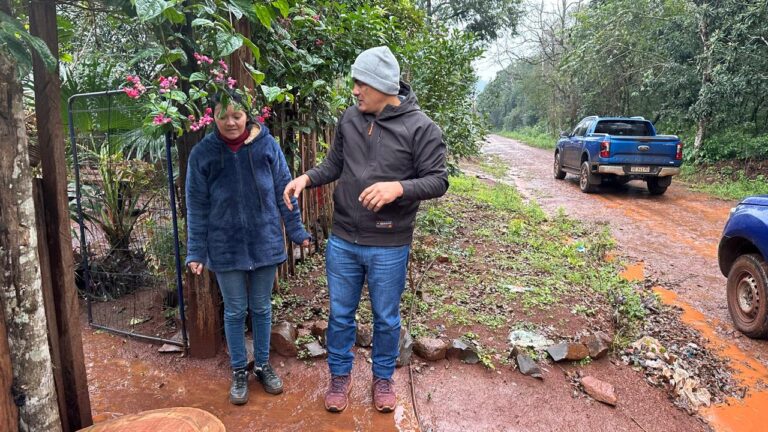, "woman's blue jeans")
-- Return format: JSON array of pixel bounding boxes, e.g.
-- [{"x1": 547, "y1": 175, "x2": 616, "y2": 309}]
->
[
  {"x1": 215, "y1": 265, "x2": 276, "y2": 370},
  {"x1": 325, "y1": 235, "x2": 410, "y2": 380}
]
